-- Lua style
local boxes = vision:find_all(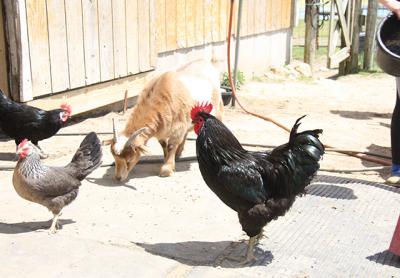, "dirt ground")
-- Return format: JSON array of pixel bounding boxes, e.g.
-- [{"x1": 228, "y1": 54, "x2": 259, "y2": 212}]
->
[{"x1": 0, "y1": 65, "x2": 399, "y2": 277}]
